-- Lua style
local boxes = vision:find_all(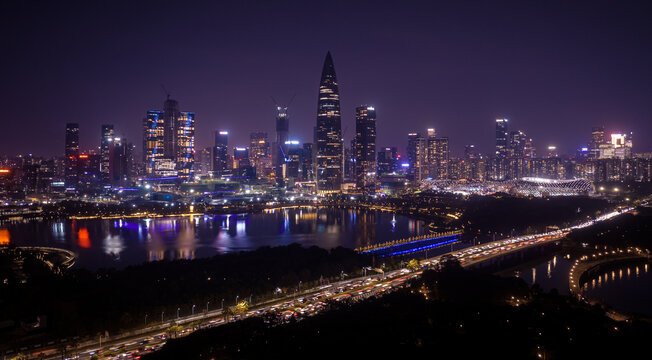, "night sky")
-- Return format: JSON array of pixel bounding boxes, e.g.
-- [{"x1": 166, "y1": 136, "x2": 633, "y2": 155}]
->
[{"x1": 1, "y1": 0, "x2": 651, "y2": 157}]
